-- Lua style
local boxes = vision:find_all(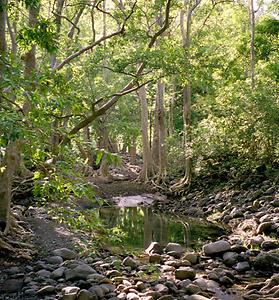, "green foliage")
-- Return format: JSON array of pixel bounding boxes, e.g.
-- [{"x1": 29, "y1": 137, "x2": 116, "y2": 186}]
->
[{"x1": 17, "y1": 18, "x2": 58, "y2": 53}]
